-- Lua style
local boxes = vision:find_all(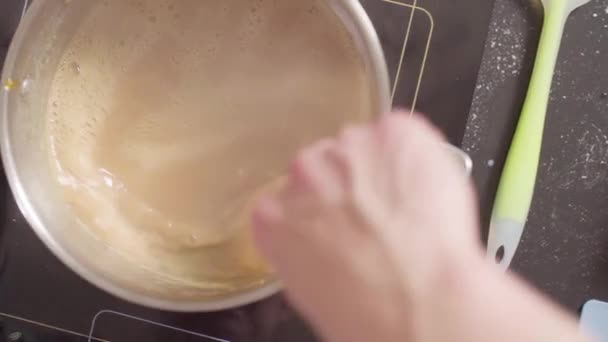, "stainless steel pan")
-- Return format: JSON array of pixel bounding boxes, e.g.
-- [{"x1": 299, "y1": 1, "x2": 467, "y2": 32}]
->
[{"x1": 1, "y1": 0, "x2": 470, "y2": 311}]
